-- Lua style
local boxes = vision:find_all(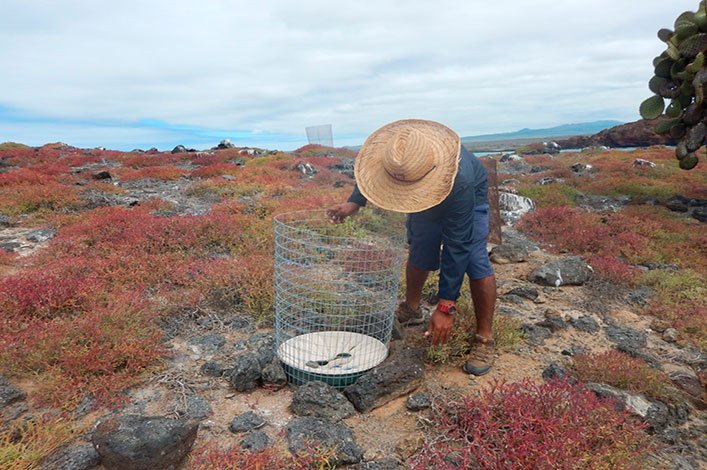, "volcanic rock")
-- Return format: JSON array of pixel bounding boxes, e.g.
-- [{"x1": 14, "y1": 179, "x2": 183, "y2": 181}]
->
[
  {"x1": 0, "y1": 375, "x2": 26, "y2": 409},
  {"x1": 291, "y1": 381, "x2": 356, "y2": 422},
  {"x1": 530, "y1": 257, "x2": 593, "y2": 286},
  {"x1": 571, "y1": 315, "x2": 600, "y2": 334},
  {"x1": 286, "y1": 417, "x2": 363, "y2": 465},
  {"x1": 92, "y1": 170, "x2": 112, "y2": 180},
  {"x1": 490, "y1": 243, "x2": 529, "y2": 264},
  {"x1": 405, "y1": 392, "x2": 432, "y2": 411},
  {"x1": 227, "y1": 354, "x2": 261, "y2": 392},
  {"x1": 344, "y1": 347, "x2": 425, "y2": 413},
  {"x1": 499, "y1": 192, "x2": 534, "y2": 224},
  {"x1": 92, "y1": 415, "x2": 198, "y2": 470},
  {"x1": 605, "y1": 323, "x2": 647, "y2": 352},
  {"x1": 26, "y1": 228, "x2": 56, "y2": 242},
  {"x1": 240, "y1": 430, "x2": 270, "y2": 451},
  {"x1": 41, "y1": 443, "x2": 100, "y2": 470},
  {"x1": 229, "y1": 411, "x2": 265, "y2": 433},
  {"x1": 521, "y1": 324, "x2": 552, "y2": 345}
]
